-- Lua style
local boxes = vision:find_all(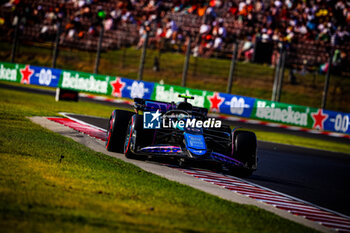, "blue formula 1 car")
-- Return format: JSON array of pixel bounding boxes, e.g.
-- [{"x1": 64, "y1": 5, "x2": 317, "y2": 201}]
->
[{"x1": 106, "y1": 95, "x2": 257, "y2": 176}]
